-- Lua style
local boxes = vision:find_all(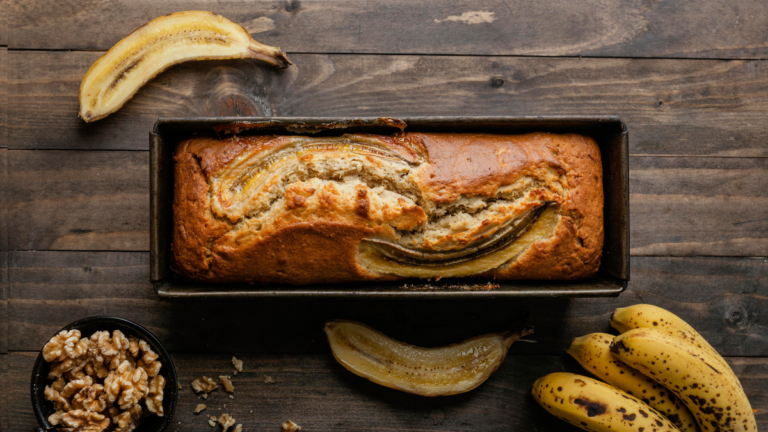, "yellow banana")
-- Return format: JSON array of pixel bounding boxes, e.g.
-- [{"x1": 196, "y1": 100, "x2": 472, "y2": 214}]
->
[
  {"x1": 567, "y1": 333, "x2": 699, "y2": 432},
  {"x1": 610, "y1": 304, "x2": 733, "y2": 377},
  {"x1": 532, "y1": 372, "x2": 680, "y2": 432},
  {"x1": 611, "y1": 329, "x2": 756, "y2": 432},
  {"x1": 324, "y1": 320, "x2": 532, "y2": 396},
  {"x1": 79, "y1": 11, "x2": 291, "y2": 122}
]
